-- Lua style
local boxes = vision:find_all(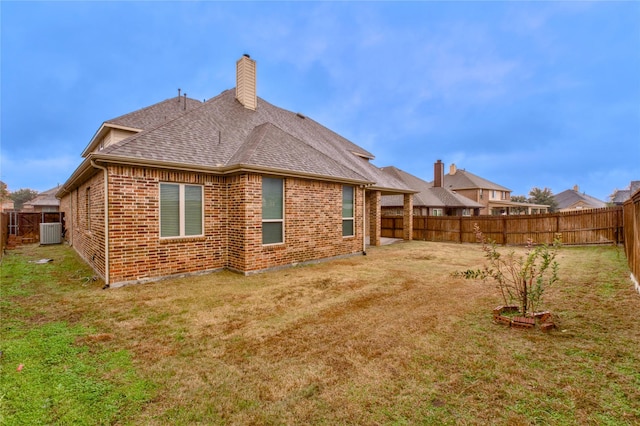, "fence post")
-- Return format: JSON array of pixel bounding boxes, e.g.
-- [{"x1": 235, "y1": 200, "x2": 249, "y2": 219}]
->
[{"x1": 502, "y1": 216, "x2": 507, "y2": 245}]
